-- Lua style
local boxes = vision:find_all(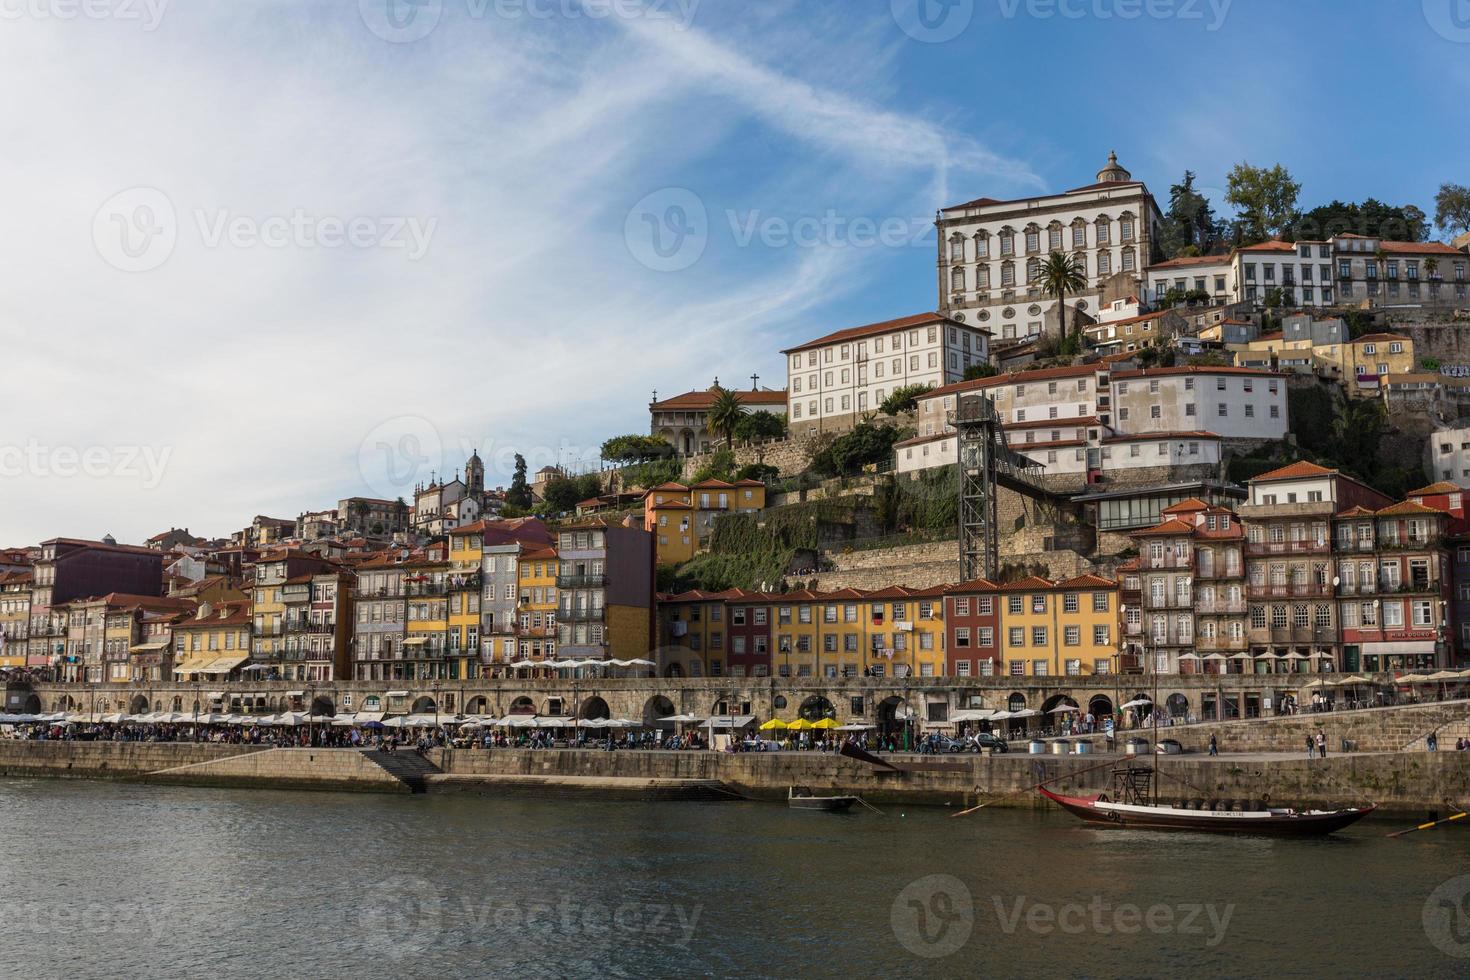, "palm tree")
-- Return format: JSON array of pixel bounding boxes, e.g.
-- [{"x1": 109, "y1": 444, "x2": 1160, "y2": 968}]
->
[
  {"x1": 706, "y1": 385, "x2": 746, "y2": 449},
  {"x1": 1035, "y1": 251, "x2": 1088, "y2": 340}
]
